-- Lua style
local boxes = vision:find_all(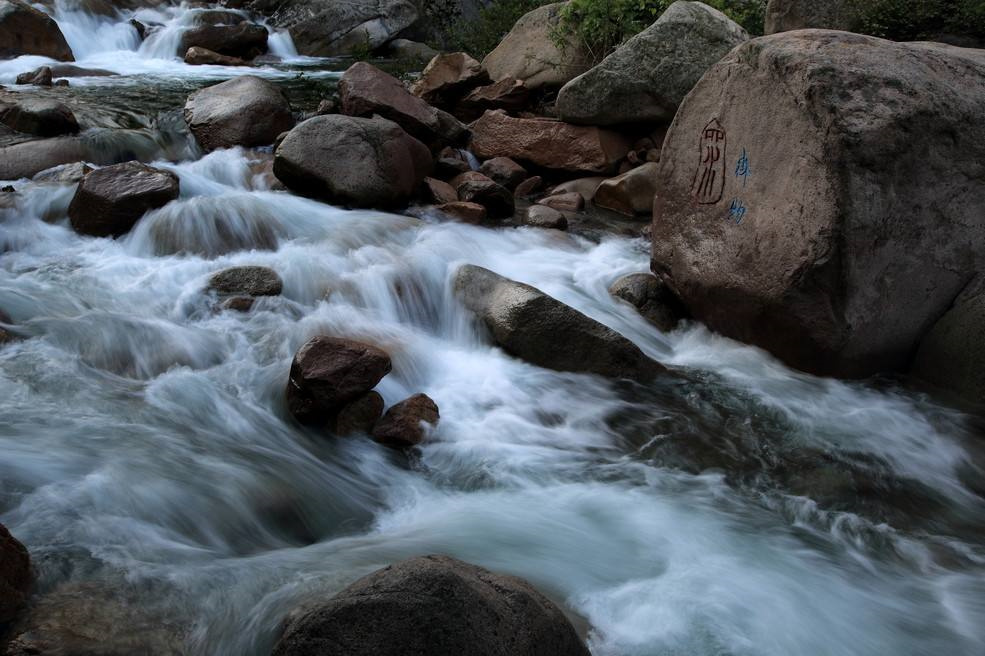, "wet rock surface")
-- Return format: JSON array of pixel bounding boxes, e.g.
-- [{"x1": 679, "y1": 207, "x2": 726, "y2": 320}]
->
[
  {"x1": 184, "y1": 75, "x2": 294, "y2": 151},
  {"x1": 68, "y1": 161, "x2": 180, "y2": 238}
]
